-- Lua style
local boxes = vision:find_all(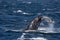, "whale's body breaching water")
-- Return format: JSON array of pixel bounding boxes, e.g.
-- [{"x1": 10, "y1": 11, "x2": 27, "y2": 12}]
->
[
  {"x1": 22, "y1": 16, "x2": 55, "y2": 33},
  {"x1": 6, "y1": 16, "x2": 56, "y2": 33}
]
